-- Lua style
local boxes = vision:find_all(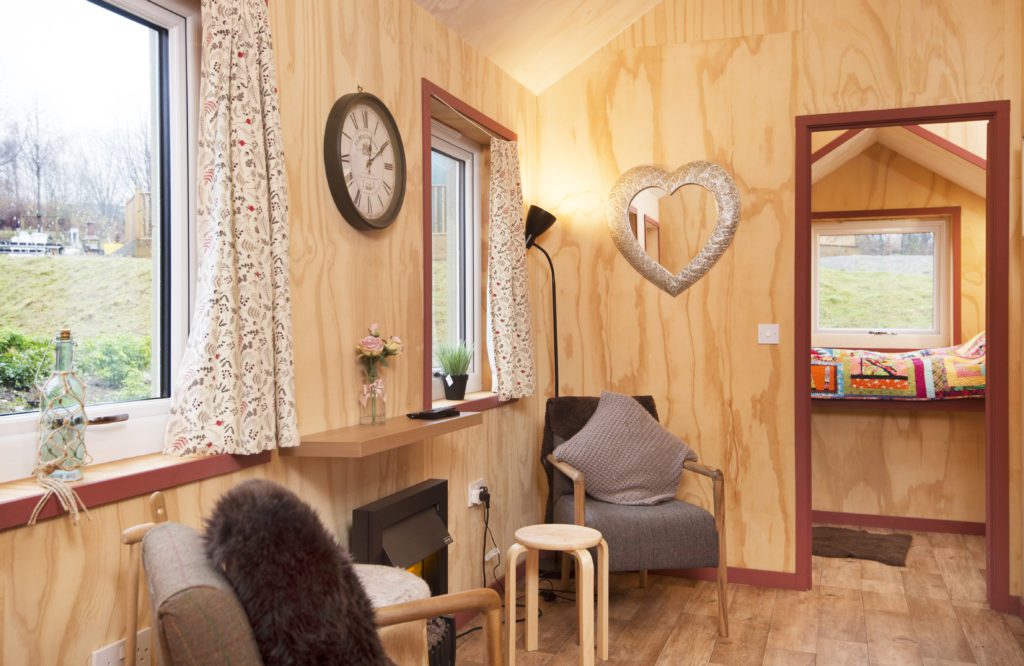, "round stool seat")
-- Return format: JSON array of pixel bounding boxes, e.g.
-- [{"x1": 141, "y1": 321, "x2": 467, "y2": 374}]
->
[{"x1": 514, "y1": 523, "x2": 602, "y2": 551}]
